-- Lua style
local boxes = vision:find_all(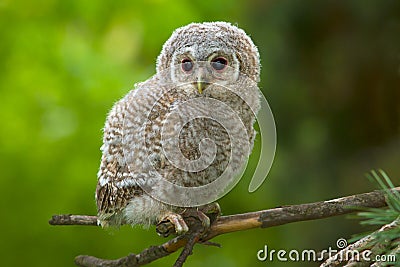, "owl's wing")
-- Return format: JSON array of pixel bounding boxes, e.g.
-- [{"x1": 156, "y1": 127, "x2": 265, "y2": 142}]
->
[{"x1": 95, "y1": 90, "x2": 144, "y2": 226}]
